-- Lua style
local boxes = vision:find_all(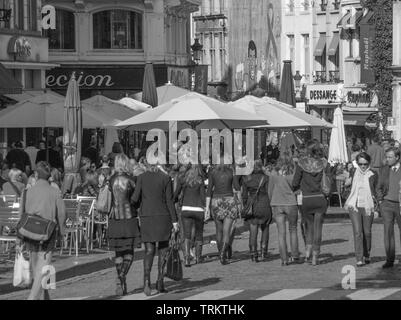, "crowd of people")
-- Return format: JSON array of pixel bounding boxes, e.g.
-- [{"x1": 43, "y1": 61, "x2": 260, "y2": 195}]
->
[{"x1": 5, "y1": 132, "x2": 401, "y2": 299}]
